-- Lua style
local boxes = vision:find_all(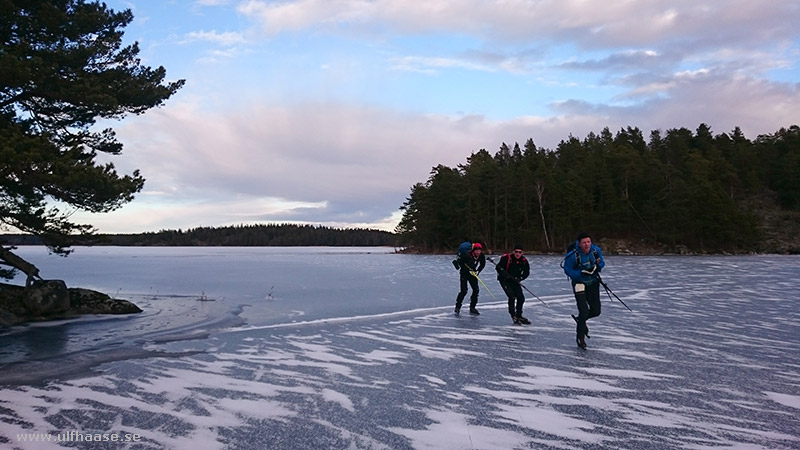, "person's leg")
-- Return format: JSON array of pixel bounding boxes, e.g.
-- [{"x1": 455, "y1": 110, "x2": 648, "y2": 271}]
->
[
  {"x1": 501, "y1": 282, "x2": 515, "y2": 316},
  {"x1": 579, "y1": 282, "x2": 601, "y2": 337},
  {"x1": 586, "y1": 282, "x2": 602, "y2": 320},
  {"x1": 574, "y1": 283, "x2": 589, "y2": 343},
  {"x1": 514, "y1": 285, "x2": 525, "y2": 318},
  {"x1": 455, "y1": 273, "x2": 468, "y2": 312},
  {"x1": 468, "y1": 277, "x2": 480, "y2": 313}
]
